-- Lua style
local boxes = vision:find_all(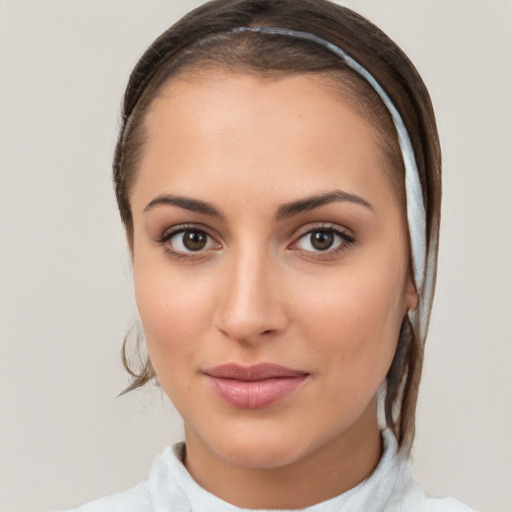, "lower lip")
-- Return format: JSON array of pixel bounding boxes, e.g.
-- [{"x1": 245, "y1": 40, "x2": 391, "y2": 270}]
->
[{"x1": 206, "y1": 375, "x2": 308, "y2": 409}]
